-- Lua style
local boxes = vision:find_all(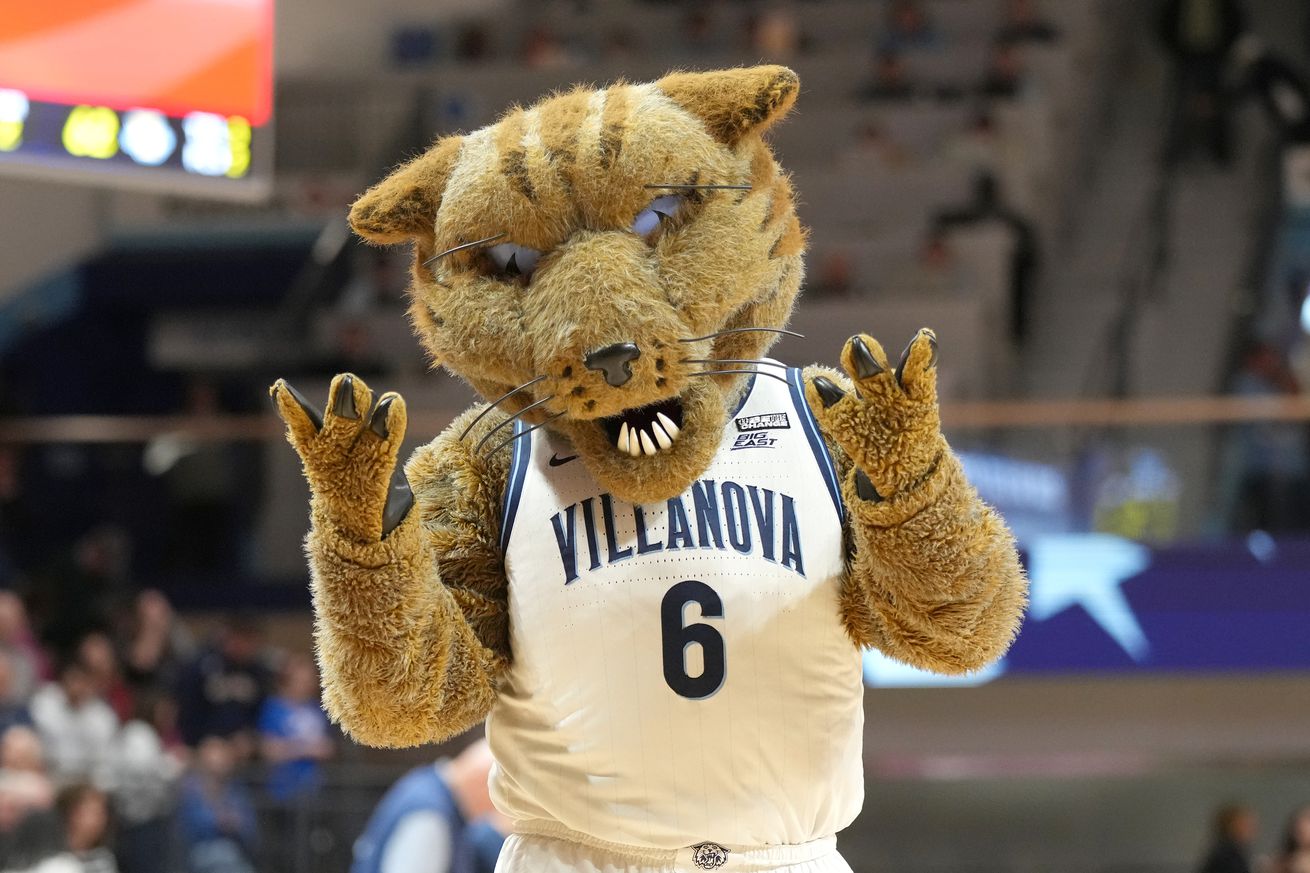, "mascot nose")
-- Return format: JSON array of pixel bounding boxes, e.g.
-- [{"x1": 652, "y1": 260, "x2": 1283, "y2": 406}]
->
[{"x1": 584, "y1": 342, "x2": 641, "y2": 387}]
